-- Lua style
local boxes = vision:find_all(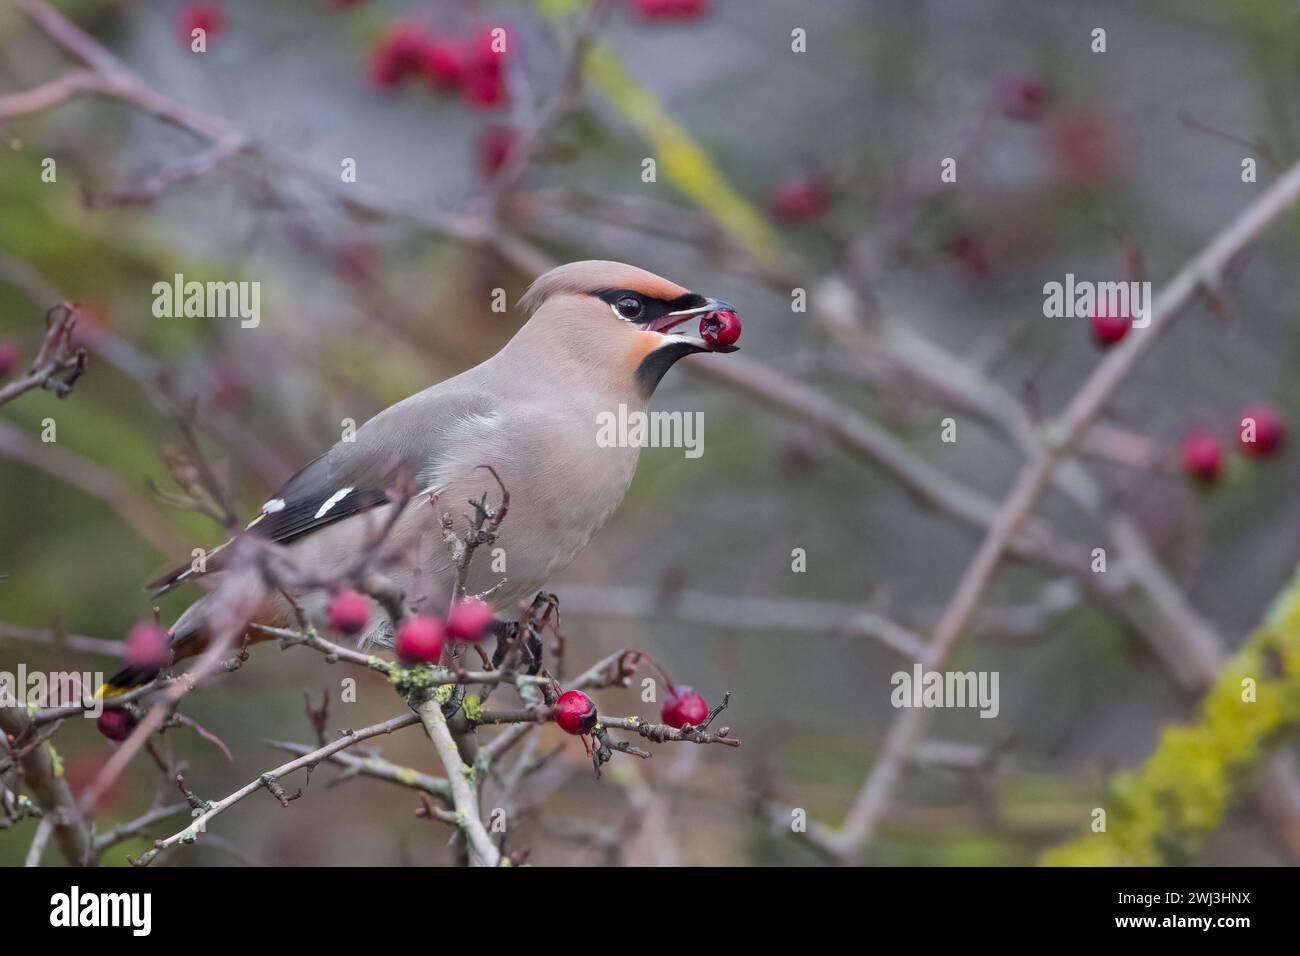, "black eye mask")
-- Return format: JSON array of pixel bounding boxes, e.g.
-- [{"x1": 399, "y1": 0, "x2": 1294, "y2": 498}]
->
[{"x1": 594, "y1": 289, "x2": 707, "y2": 326}]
